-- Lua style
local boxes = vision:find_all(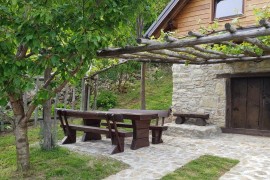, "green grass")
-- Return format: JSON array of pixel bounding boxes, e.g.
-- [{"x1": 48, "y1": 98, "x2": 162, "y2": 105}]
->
[
  {"x1": 162, "y1": 155, "x2": 239, "y2": 180},
  {"x1": 116, "y1": 67, "x2": 172, "y2": 110},
  {"x1": 0, "y1": 121, "x2": 128, "y2": 179}
]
